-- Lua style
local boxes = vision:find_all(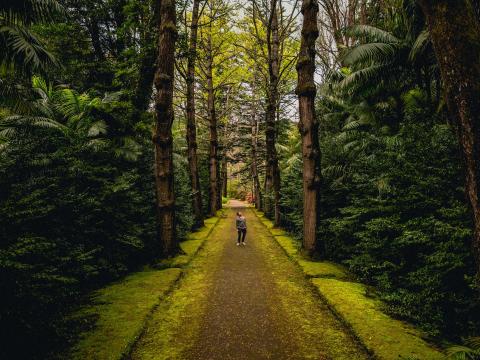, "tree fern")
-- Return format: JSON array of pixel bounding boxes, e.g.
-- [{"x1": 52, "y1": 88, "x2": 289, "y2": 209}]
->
[{"x1": 0, "y1": 0, "x2": 62, "y2": 73}]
